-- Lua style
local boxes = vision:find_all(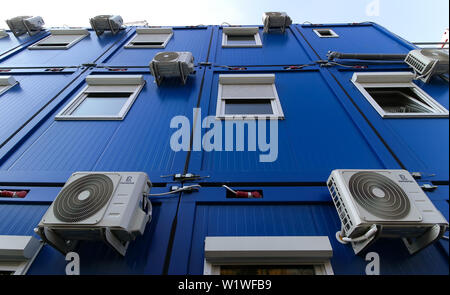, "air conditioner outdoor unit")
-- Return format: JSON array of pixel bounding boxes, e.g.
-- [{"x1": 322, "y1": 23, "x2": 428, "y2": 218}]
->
[
  {"x1": 149, "y1": 51, "x2": 195, "y2": 86},
  {"x1": 405, "y1": 49, "x2": 449, "y2": 83},
  {"x1": 35, "y1": 172, "x2": 152, "y2": 256},
  {"x1": 0, "y1": 29, "x2": 8, "y2": 39},
  {"x1": 262, "y1": 12, "x2": 292, "y2": 33},
  {"x1": 327, "y1": 169, "x2": 448, "y2": 255},
  {"x1": 89, "y1": 15, "x2": 123, "y2": 35},
  {"x1": 6, "y1": 16, "x2": 44, "y2": 37}
]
